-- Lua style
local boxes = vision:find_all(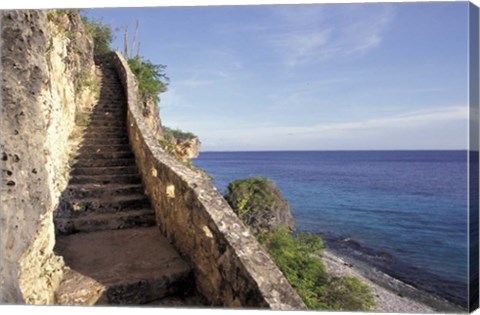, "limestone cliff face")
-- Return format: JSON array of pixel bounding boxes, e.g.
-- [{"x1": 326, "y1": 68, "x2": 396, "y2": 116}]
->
[
  {"x1": 1, "y1": 10, "x2": 96, "y2": 304},
  {"x1": 162, "y1": 130, "x2": 201, "y2": 161},
  {"x1": 171, "y1": 137, "x2": 201, "y2": 161},
  {"x1": 139, "y1": 95, "x2": 200, "y2": 161}
]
